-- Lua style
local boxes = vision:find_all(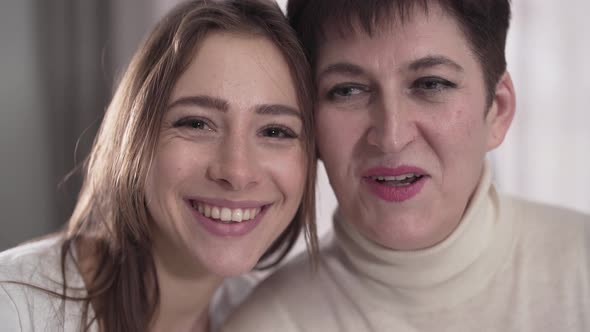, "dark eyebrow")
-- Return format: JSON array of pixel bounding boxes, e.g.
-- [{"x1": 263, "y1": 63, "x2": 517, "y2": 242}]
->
[
  {"x1": 408, "y1": 55, "x2": 464, "y2": 72},
  {"x1": 317, "y1": 62, "x2": 365, "y2": 81},
  {"x1": 256, "y1": 104, "x2": 302, "y2": 120},
  {"x1": 167, "y1": 95, "x2": 229, "y2": 112}
]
